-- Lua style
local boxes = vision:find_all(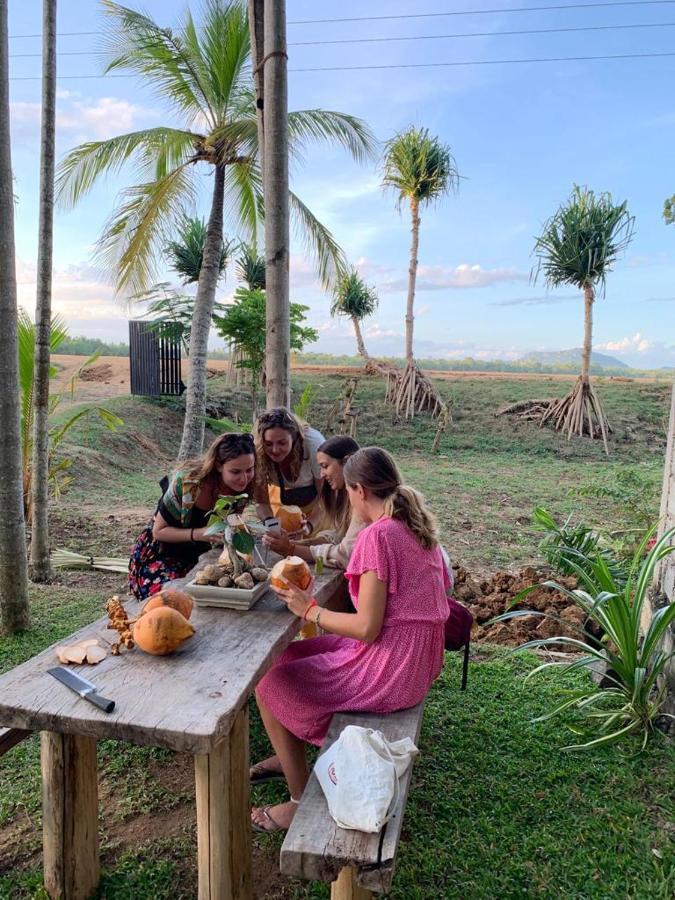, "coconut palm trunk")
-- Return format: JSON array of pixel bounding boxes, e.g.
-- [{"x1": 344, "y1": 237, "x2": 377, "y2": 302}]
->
[
  {"x1": 178, "y1": 164, "x2": 225, "y2": 460},
  {"x1": 581, "y1": 283, "x2": 594, "y2": 383},
  {"x1": 30, "y1": 0, "x2": 57, "y2": 581},
  {"x1": 405, "y1": 196, "x2": 420, "y2": 366},
  {"x1": 352, "y1": 316, "x2": 370, "y2": 359},
  {"x1": 0, "y1": 1, "x2": 30, "y2": 632}
]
